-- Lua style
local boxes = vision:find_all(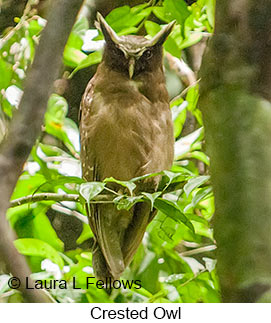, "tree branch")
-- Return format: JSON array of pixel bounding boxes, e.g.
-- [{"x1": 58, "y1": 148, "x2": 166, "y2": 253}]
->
[
  {"x1": 0, "y1": 0, "x2": 84, "y2": 303},
  {"x1": 10, "y1": 193, "x2": 114, "y2": 208},
  {"x1": 10, "y1": 193, "x2": 80, "y2": 207},
  {"x1": 51, "y1": 203, "x2": 89, "y2": 224},
  {"x1": 166, "y1": 52, "x2": 197, "y2": 87}
]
